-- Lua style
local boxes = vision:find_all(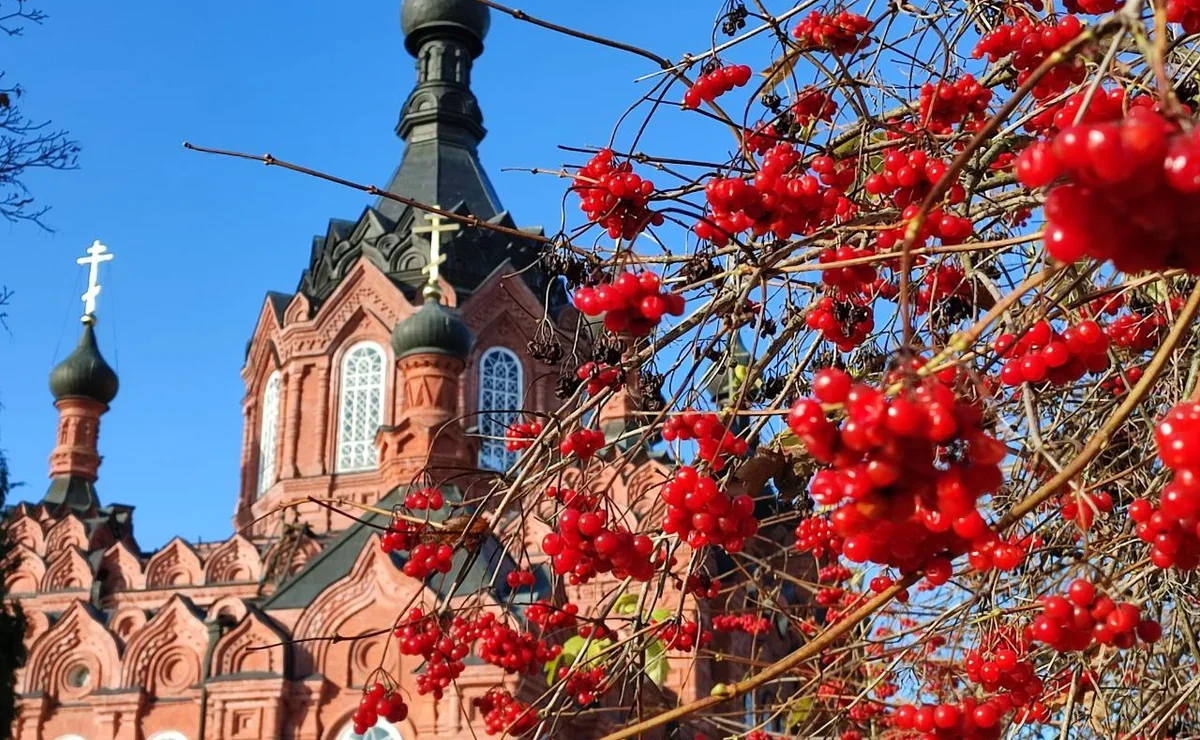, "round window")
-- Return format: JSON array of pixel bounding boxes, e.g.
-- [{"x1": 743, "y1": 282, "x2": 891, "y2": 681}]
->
[{"x1": 65, "y1": 665, "x2": 91, "y2": 690}]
